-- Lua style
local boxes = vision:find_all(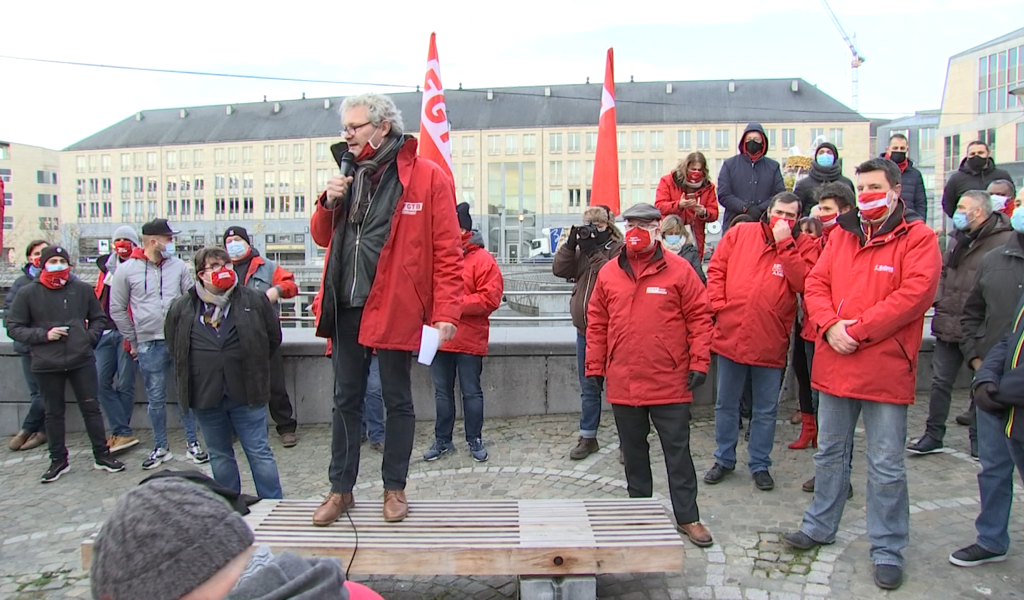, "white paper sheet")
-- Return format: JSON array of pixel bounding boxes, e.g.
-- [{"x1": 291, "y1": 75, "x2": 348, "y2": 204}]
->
[{"x1": 417, "y1": 324, "x2": 440, "y2": 366}]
